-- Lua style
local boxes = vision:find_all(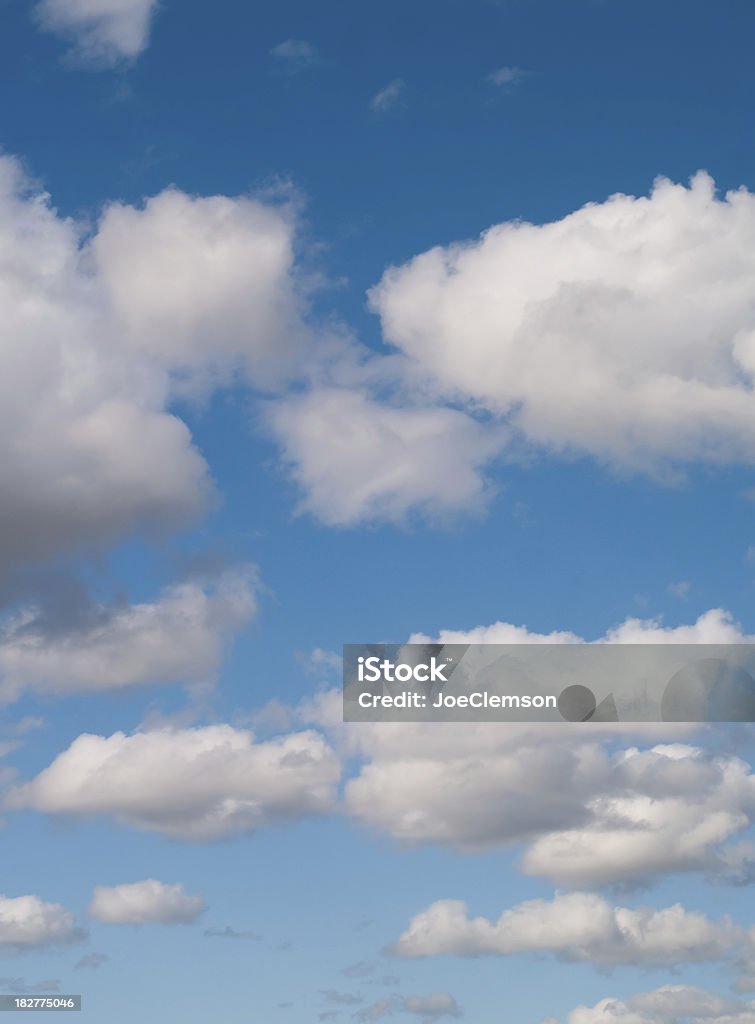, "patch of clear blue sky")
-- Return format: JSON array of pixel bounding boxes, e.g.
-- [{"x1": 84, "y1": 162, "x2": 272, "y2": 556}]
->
[{"x1": 2, "y1": 0, "x2": 755, "y2": 1020}]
